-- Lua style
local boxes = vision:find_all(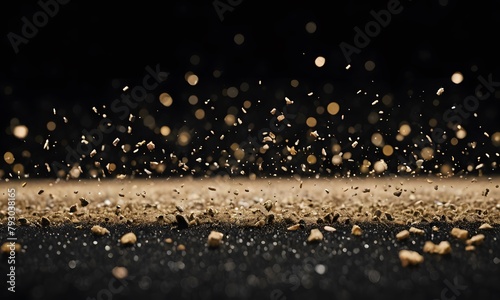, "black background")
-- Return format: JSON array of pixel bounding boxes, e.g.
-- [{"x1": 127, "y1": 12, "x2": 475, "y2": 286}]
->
[{"x1": 1, "y1": 0, "x2": 499, "y2": 178}]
